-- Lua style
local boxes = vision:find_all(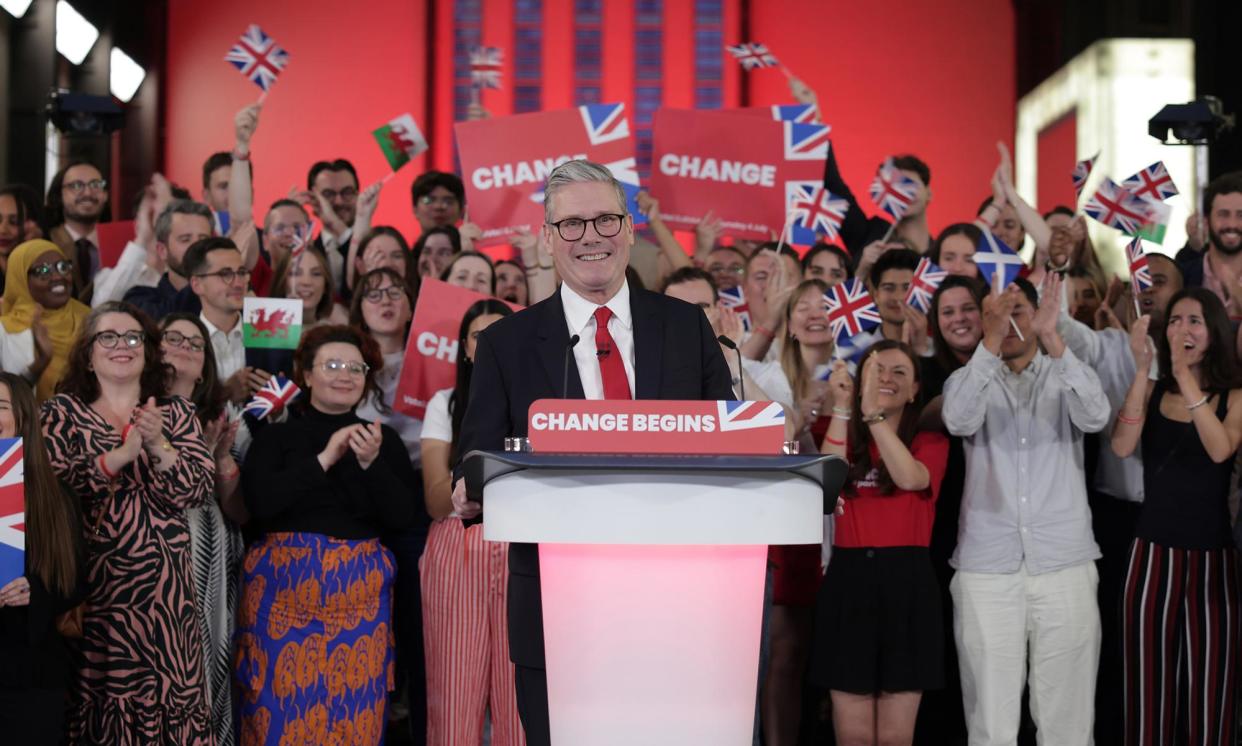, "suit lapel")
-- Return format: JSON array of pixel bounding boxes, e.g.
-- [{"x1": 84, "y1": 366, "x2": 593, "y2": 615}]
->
[
  {"x1": 631, "y1": 289, "x2": 664, "y2": 399},
  {"x1": 536, "y1": 290, "x2": 585, "y2": 399}
]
